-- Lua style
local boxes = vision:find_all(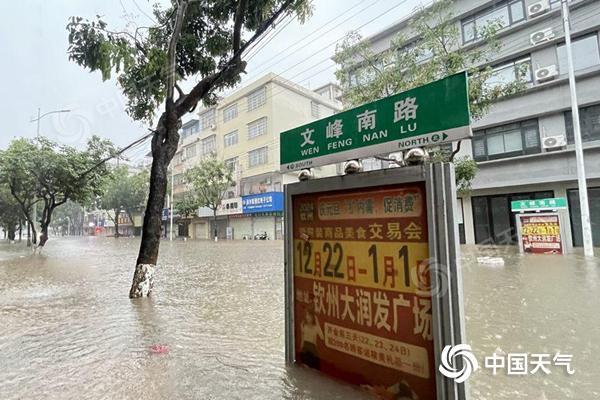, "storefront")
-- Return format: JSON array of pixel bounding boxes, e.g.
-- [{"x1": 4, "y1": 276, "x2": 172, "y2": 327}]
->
[{"x1": 241, "y1": 192, "x2": 284, "y2": 240}]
